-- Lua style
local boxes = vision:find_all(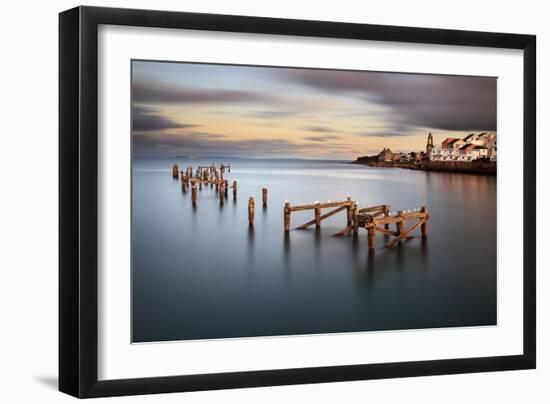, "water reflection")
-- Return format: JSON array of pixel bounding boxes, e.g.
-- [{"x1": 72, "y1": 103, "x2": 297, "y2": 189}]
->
[{"x1": 132, "y1": 159, "x2": 497, "y2": 342}]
